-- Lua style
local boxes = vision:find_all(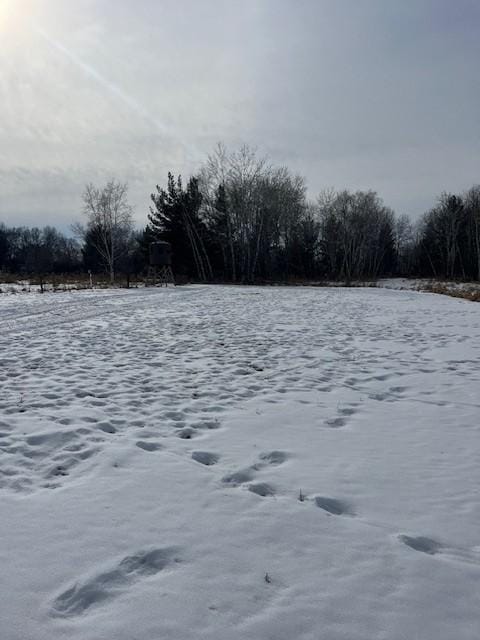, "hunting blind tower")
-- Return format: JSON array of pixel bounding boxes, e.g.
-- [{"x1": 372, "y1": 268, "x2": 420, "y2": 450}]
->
[{"x1": 147, "y1": 241, "x2": 175, "y2": 286}]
